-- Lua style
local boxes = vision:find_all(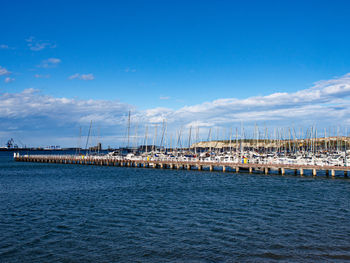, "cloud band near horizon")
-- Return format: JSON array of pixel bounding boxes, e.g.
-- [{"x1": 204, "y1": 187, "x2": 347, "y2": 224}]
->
[{"x1": 1, "y1": 73, "x2": 350, "y2": 147}]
